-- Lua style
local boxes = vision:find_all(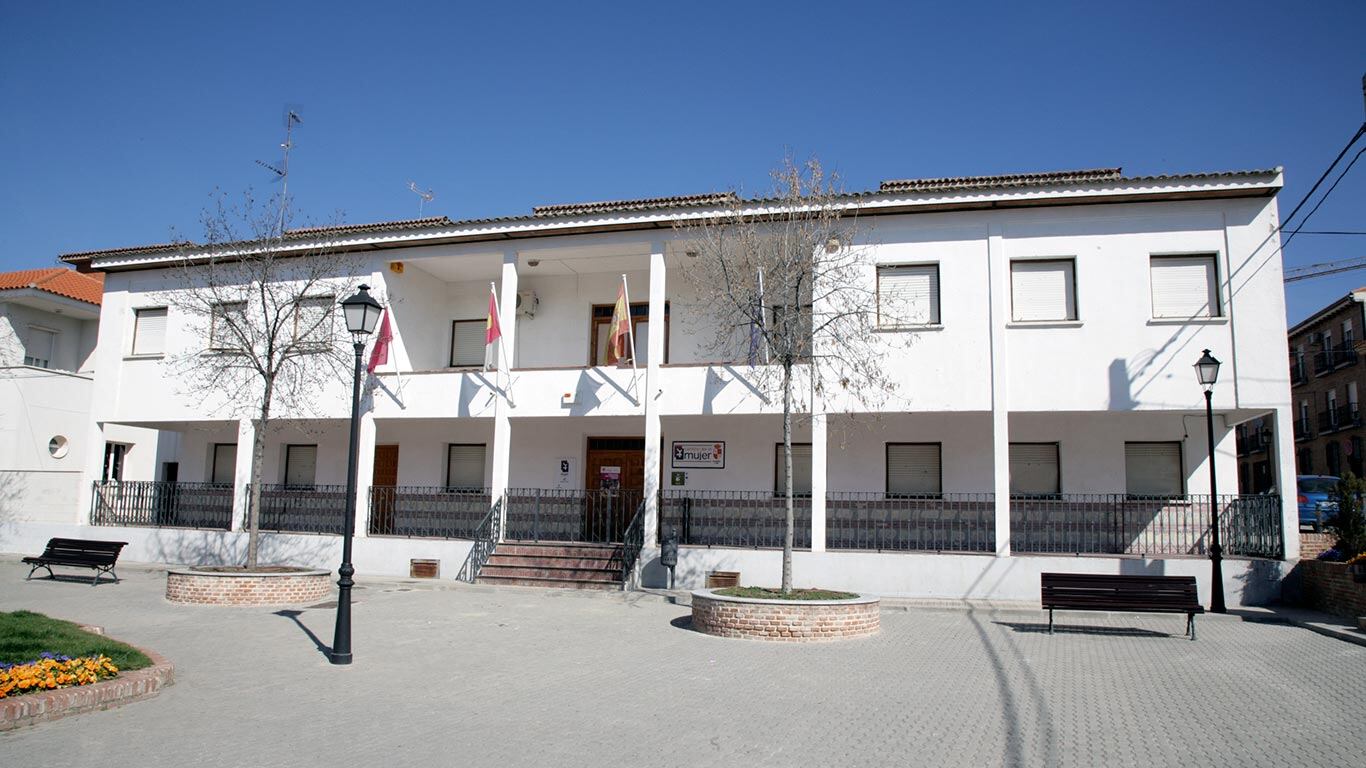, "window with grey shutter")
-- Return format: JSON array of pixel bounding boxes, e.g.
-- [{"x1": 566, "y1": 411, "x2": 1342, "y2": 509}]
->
[
  {"x1": 1124, "y1": 442, "x2": 1183, "y2": 496},
  {"x1": 132, "y1": 307, "x2": 168, "y2": 355},
  {"x1": 886, "y1": 443, "x2": 942, "y2": 496},
  {"x1": 774, "y1": 443, "x2": 812, "y2": 497},
  {"x1": 1010, "y1": 260, "x2": 1076, "y2": 321},
  {"x1": 449, "y1": 320, "x2": 485, "y2": 367},
  {"x1": 211, "y1": 443, "x2": 237, "y2": 485},
  {"x1": 24, "y1": 326, "x2": 57, "y2": 368},
  {"x1": 1150, "y1": 255, "x2": 1220, "y2": 318},
  {"x1": 1009, "y1": 443, "x2": 1060, "y2": 496},
  {"x1": 294, "y1": 296, "x2": 335, "y2": 347},
  {"x1": 877, "y1": 265, "x2": 940, "y2": 326},
  {"x1": 446, "y1": 444, "x2": 487, "y2": 490},
  {"x1": 284, "y1": 444, "x2": 318, "y2": 488}
]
